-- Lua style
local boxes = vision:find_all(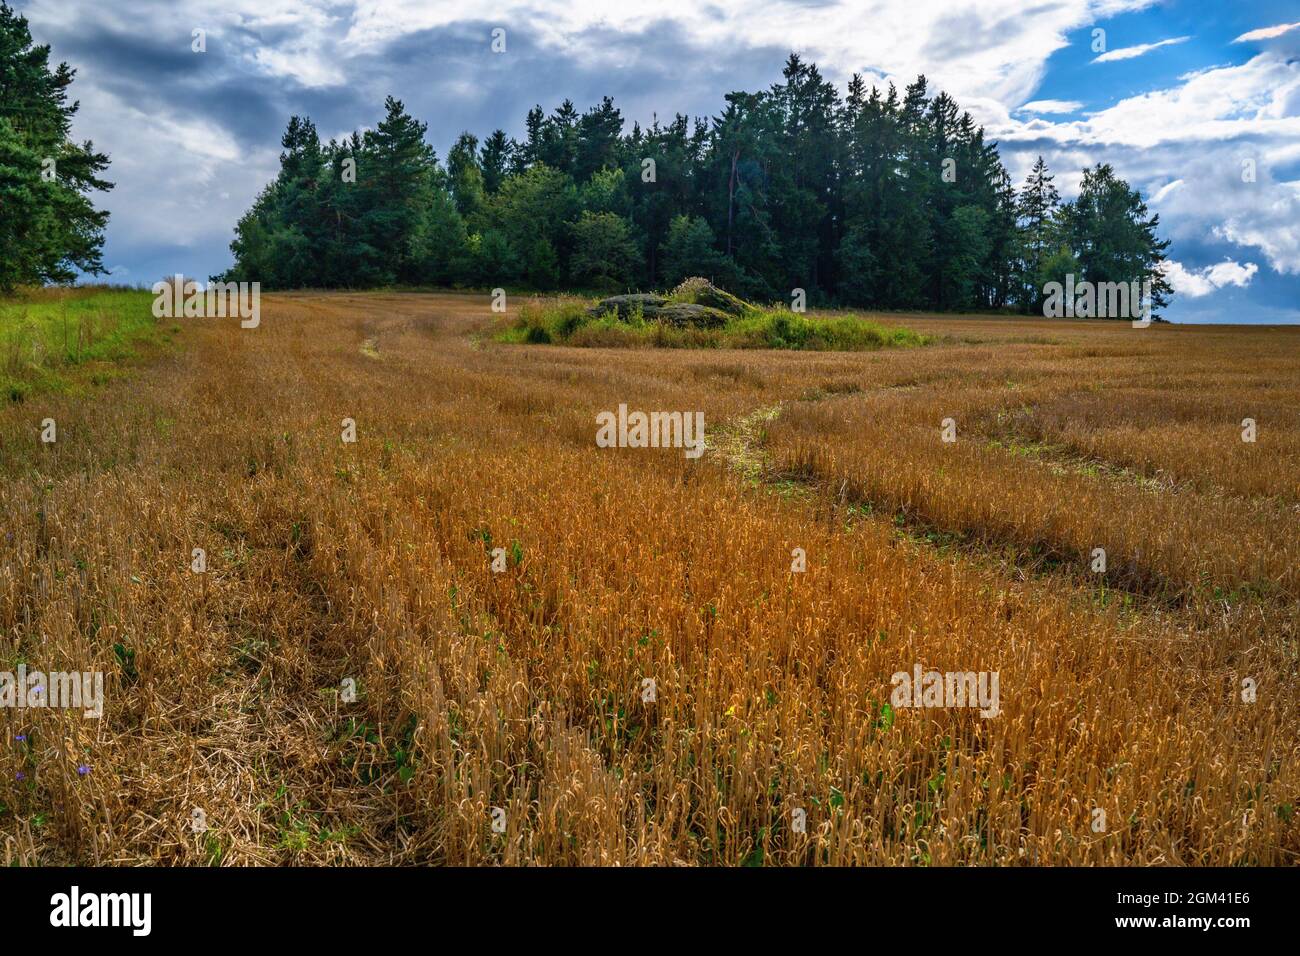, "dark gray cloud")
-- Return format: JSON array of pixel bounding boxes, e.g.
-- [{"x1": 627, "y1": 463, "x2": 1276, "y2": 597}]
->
[
  {"x1": 343, "y1": 16, "x2": 786, "y2": 151},
  {"x1": 17, "y1": 1, "x2": 793, "y2": 281}
]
